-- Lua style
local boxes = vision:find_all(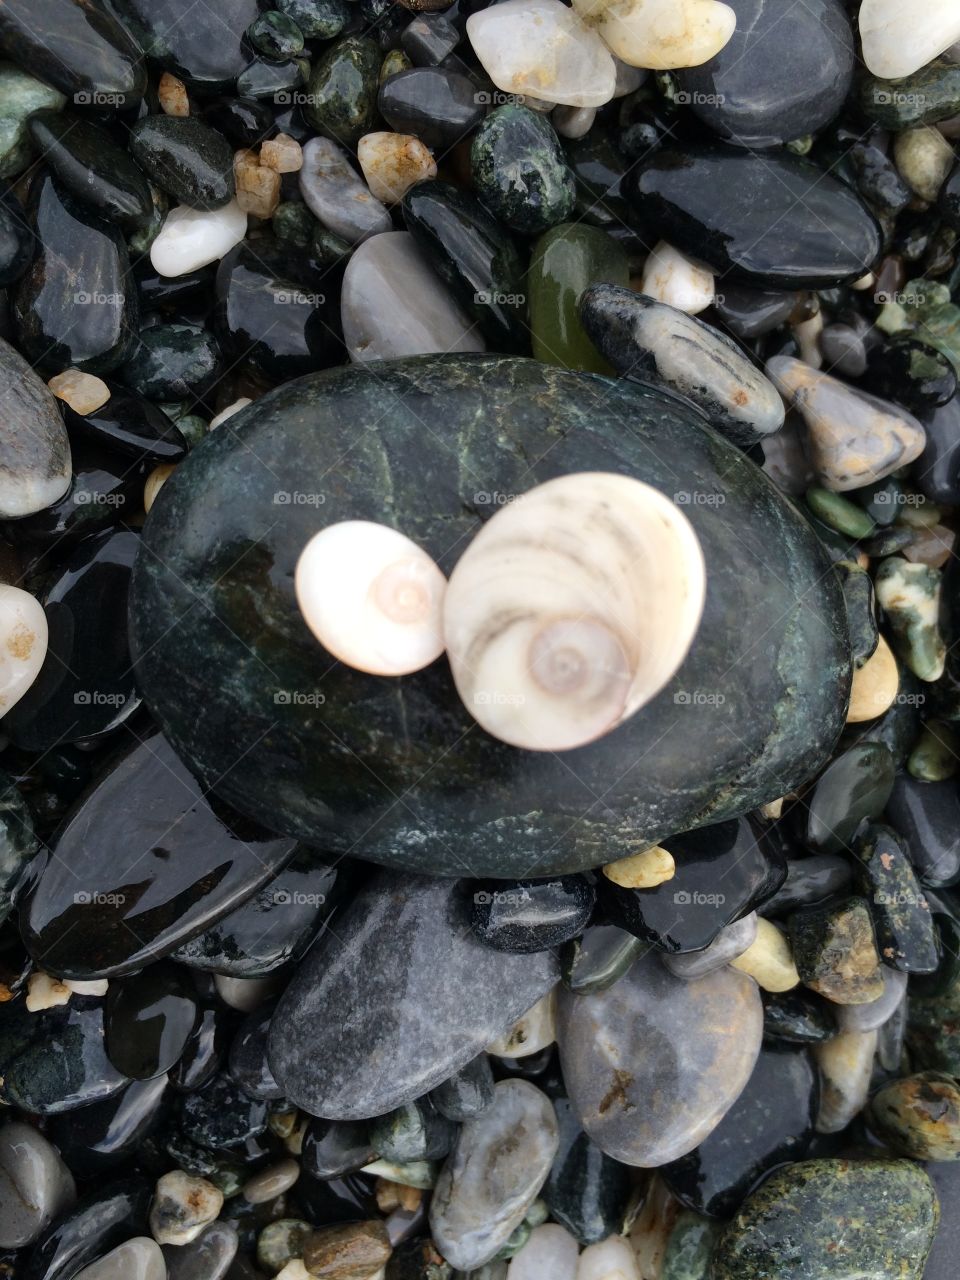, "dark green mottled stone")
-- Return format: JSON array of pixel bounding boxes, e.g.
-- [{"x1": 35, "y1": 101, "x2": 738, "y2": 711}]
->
[
  {"x1": 130, "y1": 356, "x2": 851, "y2": 877},
  {"x1": 129, "y1": 116, "x2": 234, "y2": 211},
  {"x1": 27, "y1": 112, "x2": 153, "y2": 230},
  {"x1": 835, "y1": 564, "x2": 878, "y2": 668},
  {"x1": 0, "y1": 997, "x2": 128, "y2": 1114},
  {"x1": 762, "y1": 988, "x2": 835, "y2": 1044},
  {"x1": 0, "y1": 64, "x2": 66, "y2": 180},
  {"x1": 179, "y1": 1073, "x2": 268, "y2": 1150},
  {"x1": 711, "y1": 1158, "x2": 939, "y2": 1279},
  {"x1": 854, "y1": 823, "x2": 938, "y2": 972},
  {"x1": 278, "y1": 0, "x2": 348, "y2": 39},
  {"x1": 861, "y1": 60, "x2": 960, "y2": 130},
  {"x1": 909, "y1": 965, "x2": 960, "y2": 1073},
  {"x1": 789, "y1": 895, "x2": 884, "y2": 1004},
  {"x1": 471, "y1": 106, "x2": 575, "y2": 235},
  {"x1": 248, "y1": 11, "x2": 304, "y2": 60},
  {"x1": 120, "y1": 323, "x2": 221, "y2": 403},
  {"x1": 542, "y1": 1097, "x2": 632, "y2": 1244},
  {"x1": 304, "y1": 36, "x2": 380, "y2": 148},
  {"x1": 804, "y1": 741, "x2": 895, "y2": 853},
  {"x1": 869, "y1": 1071, "x2": 960, "y2": 1160},
  {"x1": 662, "y1": 1211, "x2": 718, "y2": 1280},
  {"x1": 0, "y1": 770, "x2": 37, "y2": 924},
  {"x1": 273, "y1": 201, "x2": 315, "y2": 250},
  {"x1": 369, "y1": 1099, "x2": 457, "y2": 1163},
  {"x1": 111, "y1": 0, "x2": 258, "y2": 89}
]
